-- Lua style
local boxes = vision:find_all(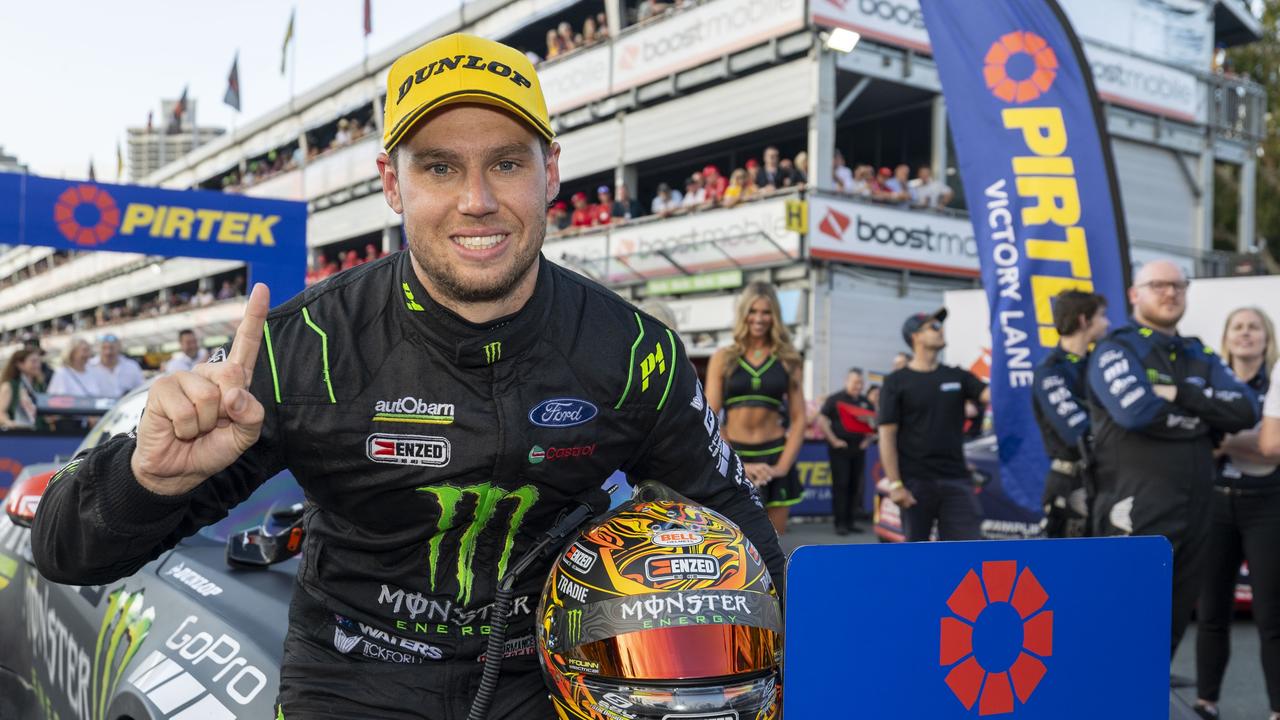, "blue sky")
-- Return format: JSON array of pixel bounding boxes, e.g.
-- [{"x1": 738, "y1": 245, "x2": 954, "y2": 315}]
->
[{"x1": 0, "y1": 1, "x2": 457, "y2": 180}]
